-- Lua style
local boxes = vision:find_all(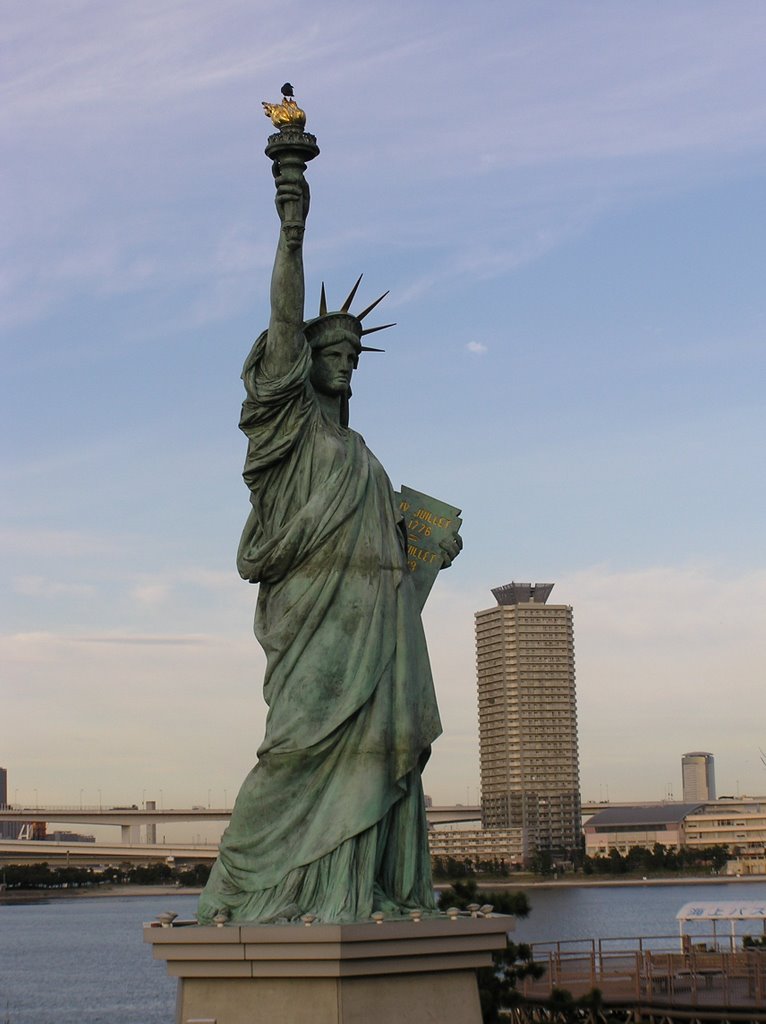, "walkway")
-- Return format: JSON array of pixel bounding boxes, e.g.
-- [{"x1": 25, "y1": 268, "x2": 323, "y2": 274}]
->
[{"x1": 518, "y1": 936, "x2": 766, "y2": 1021}]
